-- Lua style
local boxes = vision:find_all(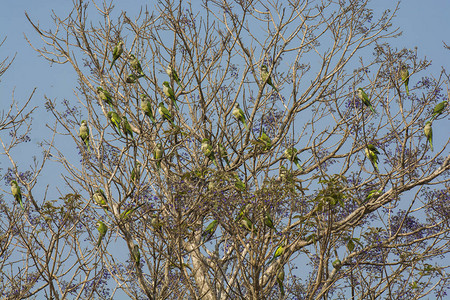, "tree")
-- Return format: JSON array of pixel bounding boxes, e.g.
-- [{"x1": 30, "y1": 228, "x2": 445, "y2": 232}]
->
[{"x1": 1, "y1": 0, "x2": 448, "y2": 299}]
